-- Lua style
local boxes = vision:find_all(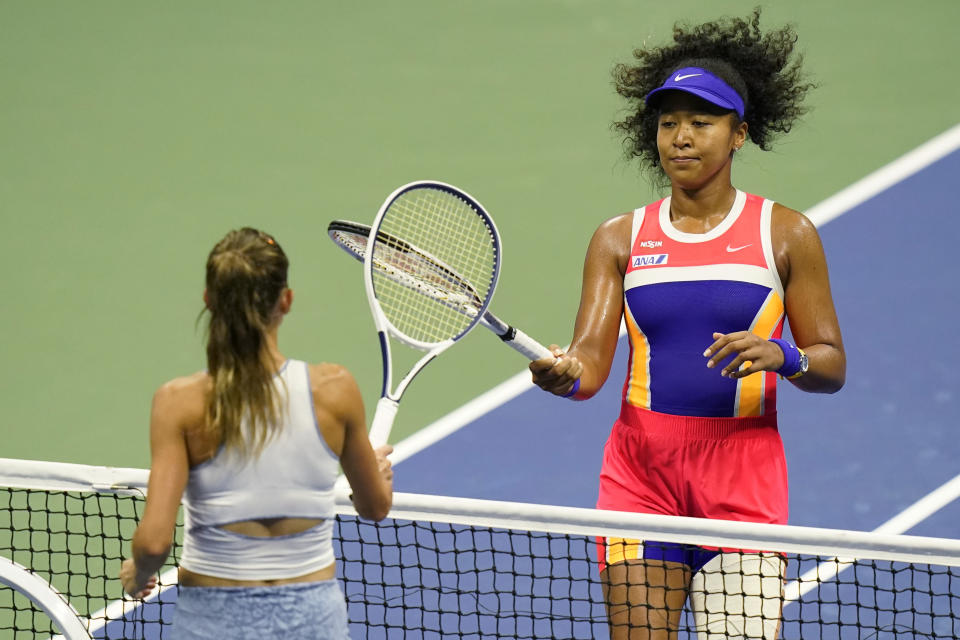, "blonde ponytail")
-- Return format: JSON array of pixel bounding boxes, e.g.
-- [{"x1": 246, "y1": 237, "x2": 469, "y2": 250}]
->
[{"x1": 203, "y1": 228, "x2": 289, "y2": 458}]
